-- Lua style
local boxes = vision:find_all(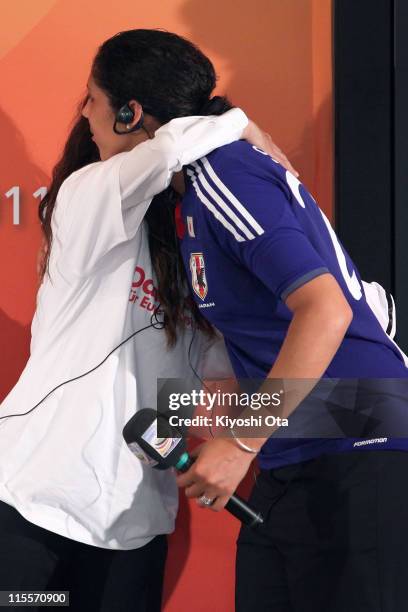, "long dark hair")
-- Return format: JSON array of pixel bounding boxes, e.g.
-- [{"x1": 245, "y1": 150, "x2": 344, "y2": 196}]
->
[{"x1": 39, "y1": 29, "x2": 233, "y2": 345}]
